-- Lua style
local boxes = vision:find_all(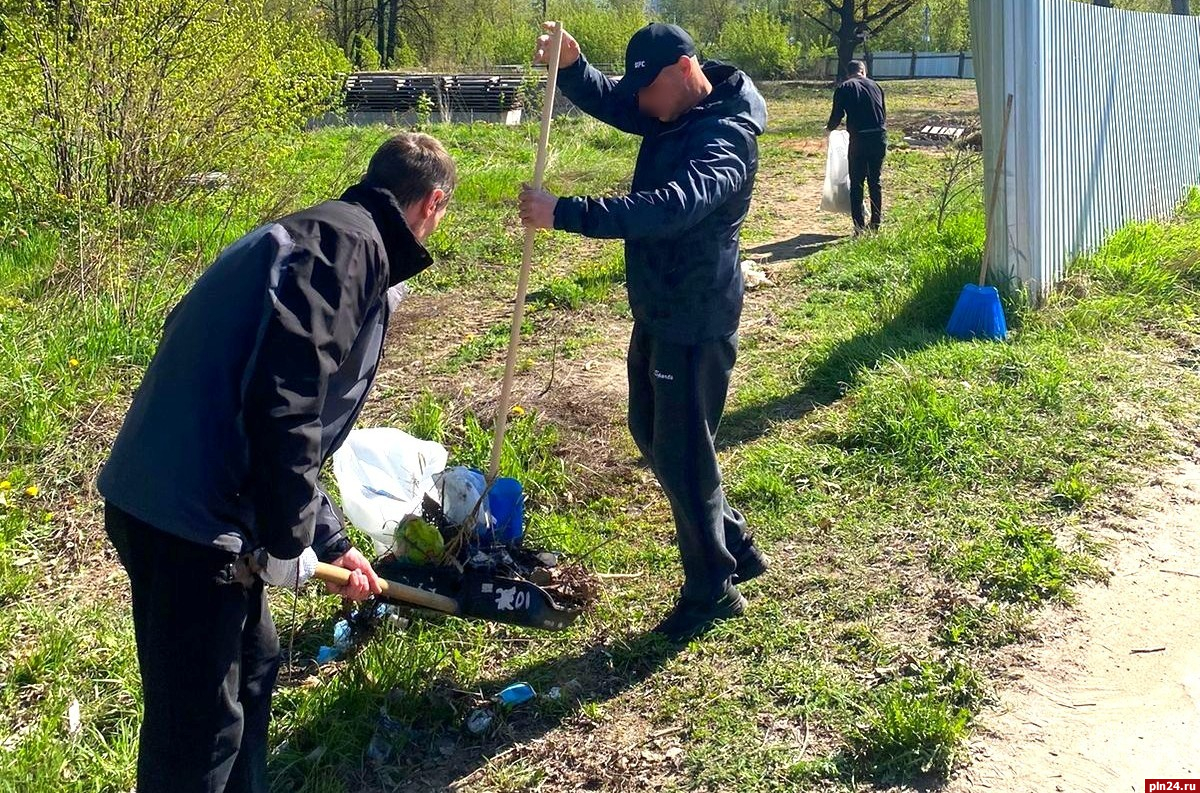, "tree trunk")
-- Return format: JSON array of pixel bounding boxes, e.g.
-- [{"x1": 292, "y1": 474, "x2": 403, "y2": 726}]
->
[
  {"x1": 375, "y1": 0, "x2": 386, "y2": 67},
  {"x1": 835, "y1": 0, "x2": 858, "y2": 82},
  {"x1": 820, "y1": 0, "x2": 919, "y2": 82},
  {"x1": 1093, "y1": 0, "x2": 1112, "y2": 7},
  {"x1": 386, "y1": 0, "x2": 399, "y2": 66},
  {"x1": 1171, "y1": 0, "x2": 1189, "y2": 15}
]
